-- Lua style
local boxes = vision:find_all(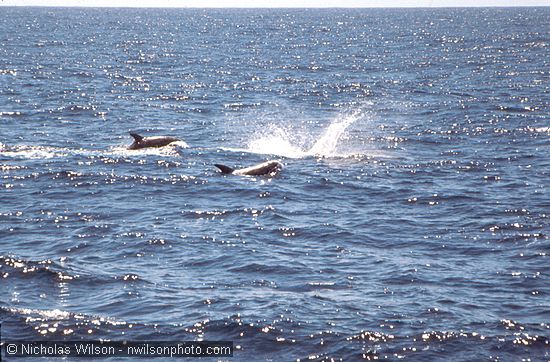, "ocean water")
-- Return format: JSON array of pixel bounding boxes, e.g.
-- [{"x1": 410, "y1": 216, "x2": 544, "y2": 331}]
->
[{"x1": 0, "y1": 6, "x2": 549, "y2": 361}]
